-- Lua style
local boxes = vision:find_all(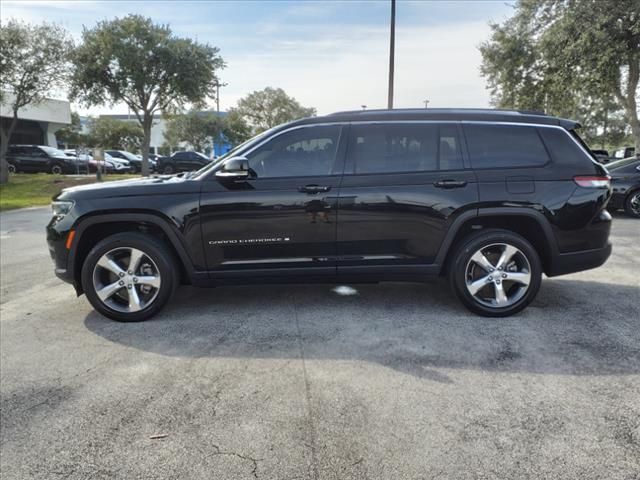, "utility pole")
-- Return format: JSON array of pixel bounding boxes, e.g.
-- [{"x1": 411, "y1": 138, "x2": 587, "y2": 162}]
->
[
  {"x1": 387, "y1": 0, "x2": 396, "y2": 110},
  {"x1": 215, "y1": 81, "x2": 228, "y2": 114}
]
